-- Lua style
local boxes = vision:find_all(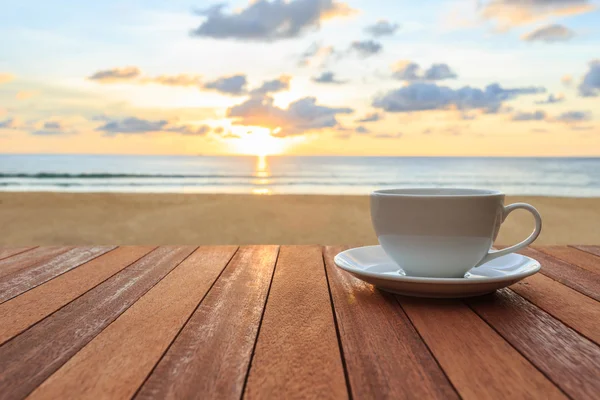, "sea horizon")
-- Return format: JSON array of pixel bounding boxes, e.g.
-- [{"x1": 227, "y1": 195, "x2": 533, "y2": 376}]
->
[{"x1": 2, "y1": 154, "x2": 599, "y2": 197}]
